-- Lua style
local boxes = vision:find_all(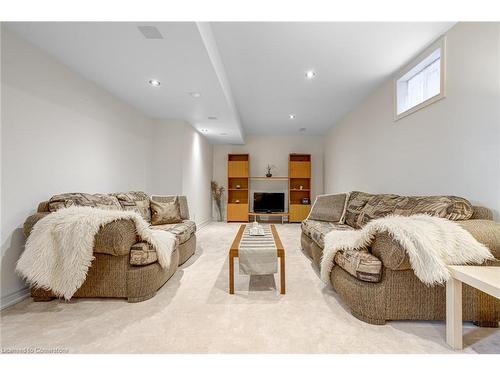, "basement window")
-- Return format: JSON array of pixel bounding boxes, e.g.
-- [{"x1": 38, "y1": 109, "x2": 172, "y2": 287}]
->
[{"x1": 395, "y1": 37, "x2": 446, "y2": 120}]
